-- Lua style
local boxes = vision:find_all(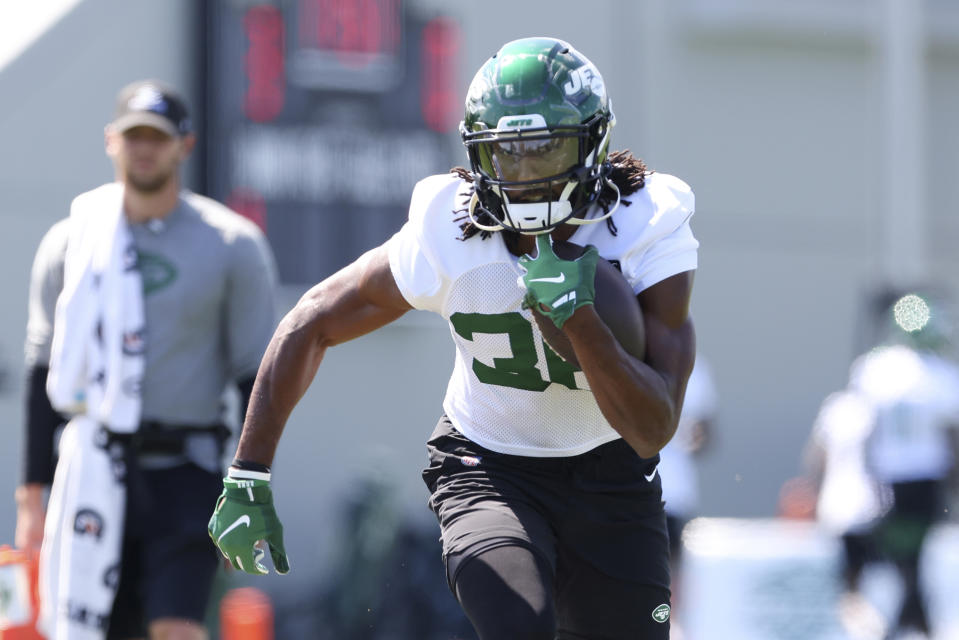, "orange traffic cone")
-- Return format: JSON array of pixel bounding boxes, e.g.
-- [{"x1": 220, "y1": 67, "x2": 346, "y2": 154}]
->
[
  {"x1": 220, "y1": 587, "x2": 274, "y2": 640},
  {"x1": 0, "y1": 545, "x2": 44, "y2": 639}
]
